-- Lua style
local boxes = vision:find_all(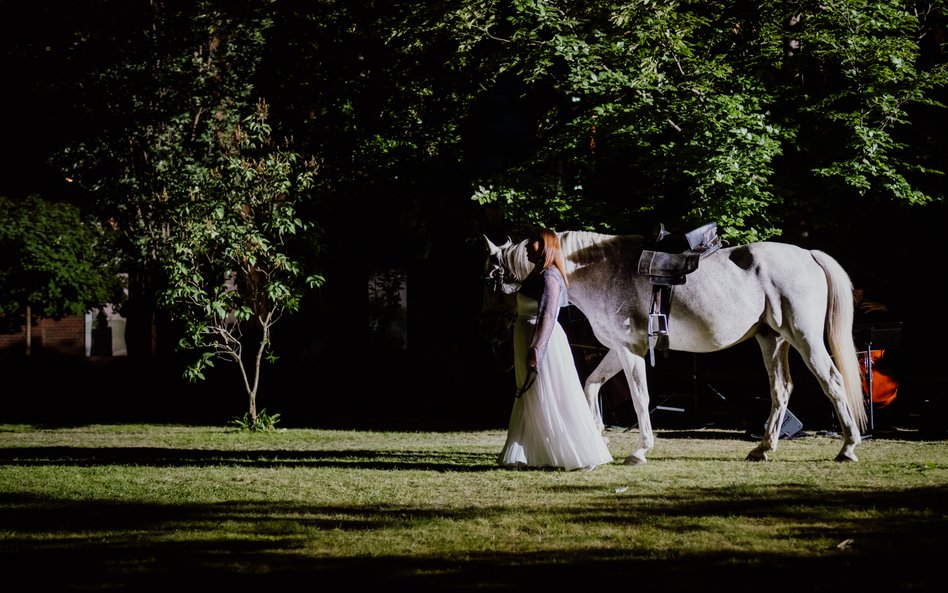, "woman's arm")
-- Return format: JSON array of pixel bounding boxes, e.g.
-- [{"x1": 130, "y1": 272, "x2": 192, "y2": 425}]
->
[{"x1": 528, "y1": 268, "x2": 564, "y2": 370}]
